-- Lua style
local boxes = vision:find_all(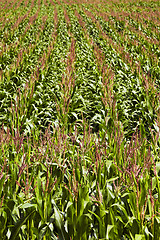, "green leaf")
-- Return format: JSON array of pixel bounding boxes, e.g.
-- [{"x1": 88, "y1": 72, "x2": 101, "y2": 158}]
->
[
  {"x1": 54, "y1": 205, "x2": 68, "y2": 240},
  {"x1": 156, "y1": 162, "x2": 160, "y2": 176},
  {"x1": 0, "y1": 175, "x2": 5, "y2": 197},
  {"x1": 10, "y1": 210, "x2": 36, "y2": 240},
  {"x1": 19, "y1": 203, "x2": 37, "y2": 209},
  {"x1": 106, "y1": 225, "x2": 114, "y2": 239},
  {"x1": 135, "y1": 234, "x2": 145, "y2": 240},
  {"x1": 0, "y1": 211, "x2": 7, "y2": 238}
]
